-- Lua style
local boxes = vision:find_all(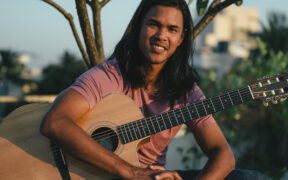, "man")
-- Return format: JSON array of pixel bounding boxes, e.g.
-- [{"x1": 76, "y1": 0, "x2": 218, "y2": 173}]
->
[{"x1": 40, "y1": 0, "x2": 235, "y2": 179}]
